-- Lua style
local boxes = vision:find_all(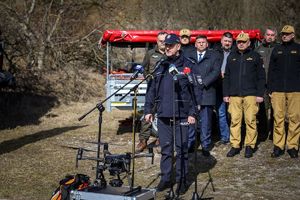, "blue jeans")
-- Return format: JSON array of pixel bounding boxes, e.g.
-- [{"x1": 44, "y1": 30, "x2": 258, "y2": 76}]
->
[
  {"x1": 217, "y1": 101, "x2": 230, "y2": 142},
  {"x1": 188, "y1": 106, "x2": 213, "y2": 150}
]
